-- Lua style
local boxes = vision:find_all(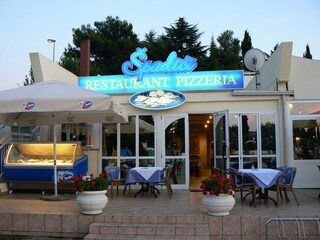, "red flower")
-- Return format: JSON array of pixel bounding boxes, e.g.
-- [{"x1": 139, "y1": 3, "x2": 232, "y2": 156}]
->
[
  {"x1": 227, "y1": 178, "x2": 232, "y2": 183},
  {"x1": 201, "y1": 173, "x2": 232, "y2": 197},
  {"x1": 72, "y1": 173, "x2": 108, "y2": 192},
  {"x1": 73, "y1": 176, "x2": 80, "y2": 182},
  {"x1": 72, "y1": 183, "x2": 77, "y2": 190}
]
